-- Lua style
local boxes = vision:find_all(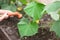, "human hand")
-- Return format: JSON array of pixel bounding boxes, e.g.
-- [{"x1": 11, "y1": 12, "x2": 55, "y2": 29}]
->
[
  {"x1": 0, "y1": 11, "x2": 8, "y2": 21},
  {"x1": 0, "y1": 10, "x2": 22, "y2": 21}
]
